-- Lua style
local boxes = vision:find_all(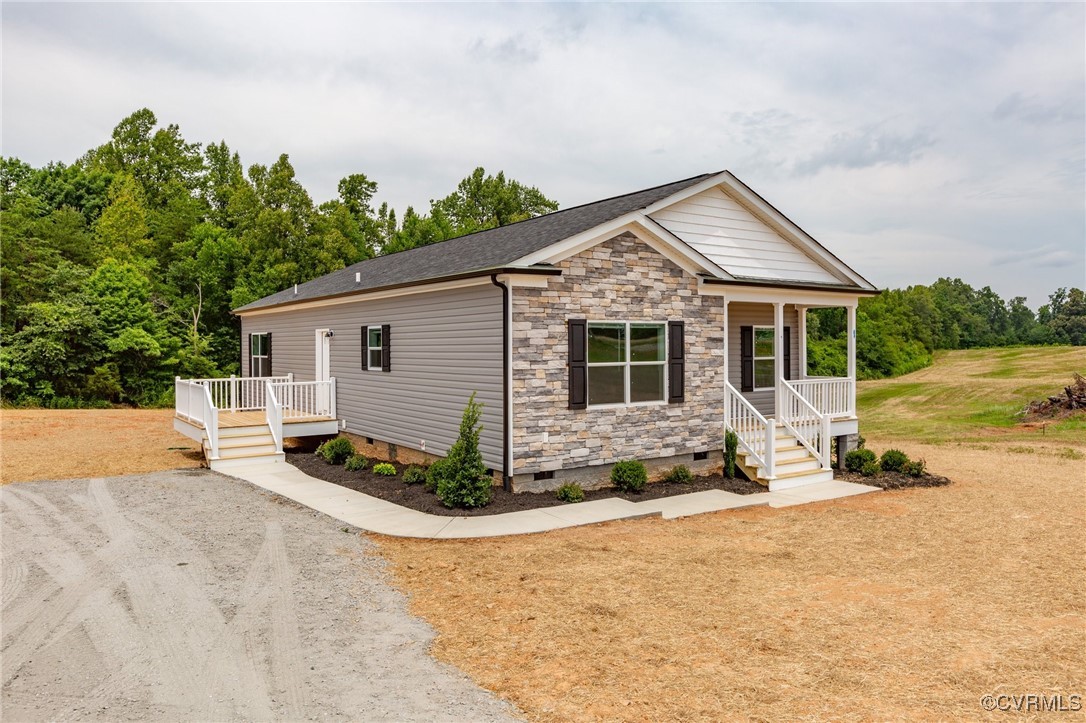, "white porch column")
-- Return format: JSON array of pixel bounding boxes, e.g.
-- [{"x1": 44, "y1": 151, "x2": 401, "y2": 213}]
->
[
  {"x1": 797, "y1": 306, "x2": 808, "y2": 379},
  {"x1": 774, "y1": 301, "x2": 784, "y2": 419},
  {"x1": 722, "y1": 300, "x2": 730, "y2": 386},
  {"x1": 847, "y1": 304, "x2": 857, "y2": 415}
]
